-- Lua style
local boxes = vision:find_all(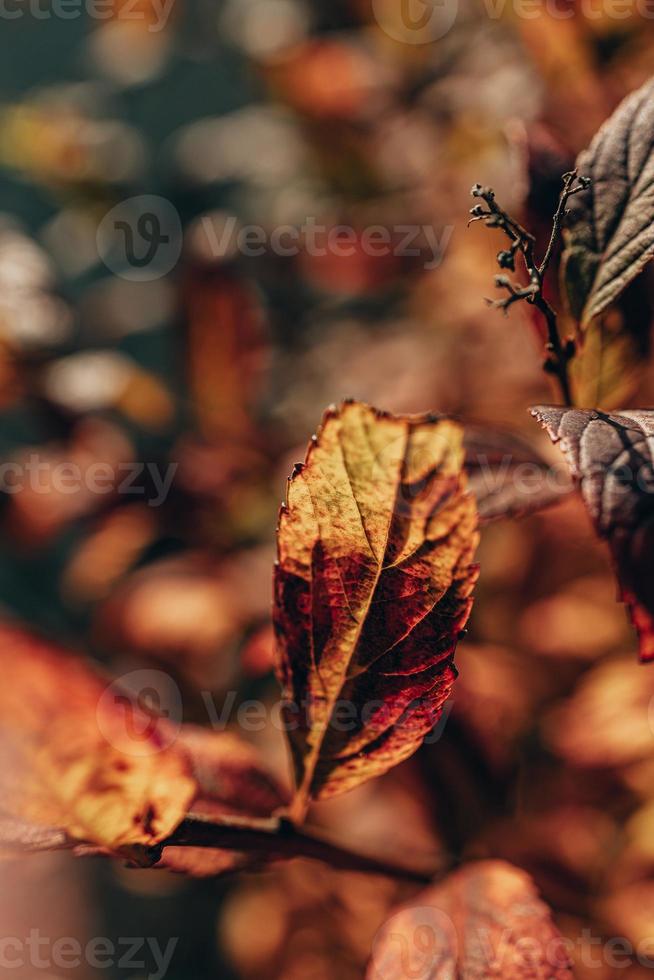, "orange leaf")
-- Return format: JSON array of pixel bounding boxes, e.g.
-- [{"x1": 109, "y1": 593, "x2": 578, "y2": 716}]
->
[
  {"x1": 273, "y1": 401, "x2": 478, "y2": 817},
  {"x1": 0, "y1": 625, "x2": 195, "y2": 850},
  {"x1": 368, "y1": 860, "x2": 573, "y2": 979}
]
